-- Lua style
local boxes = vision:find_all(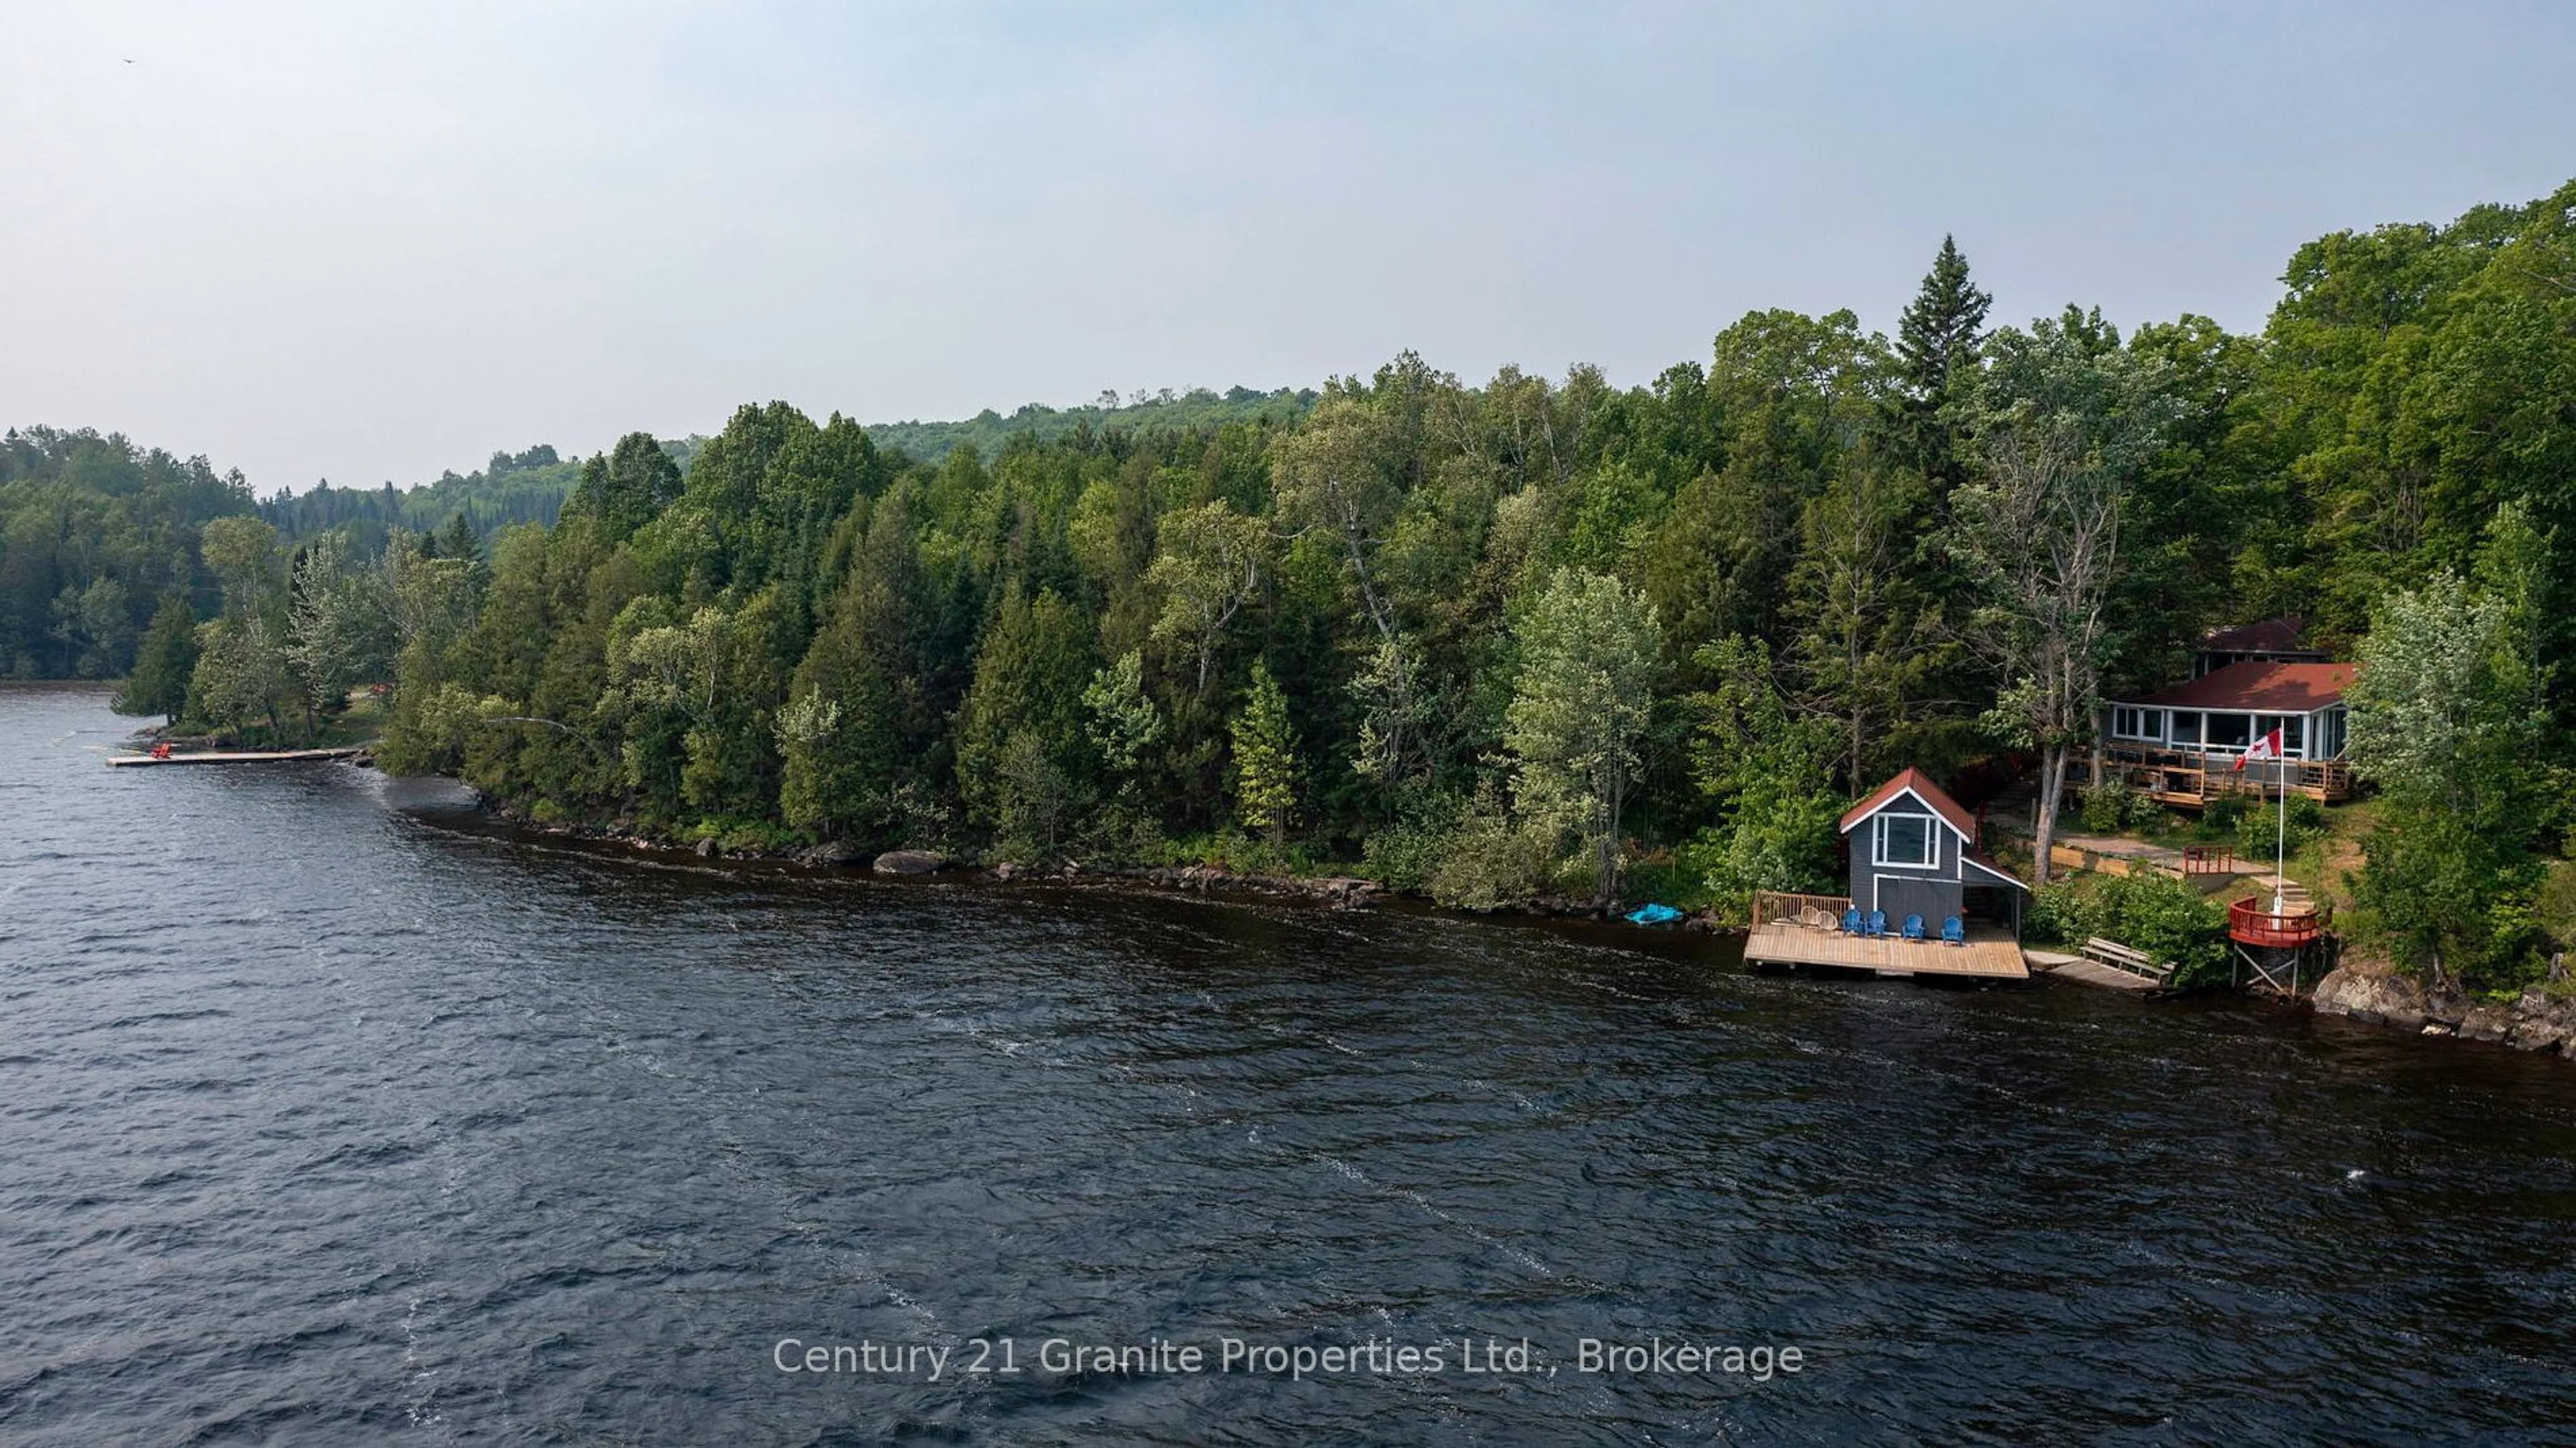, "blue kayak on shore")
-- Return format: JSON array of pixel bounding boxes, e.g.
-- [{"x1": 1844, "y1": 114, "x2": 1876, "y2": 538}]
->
[{"x1": 1625, "y1": 903, "x2": 1684, "y2": 926}]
